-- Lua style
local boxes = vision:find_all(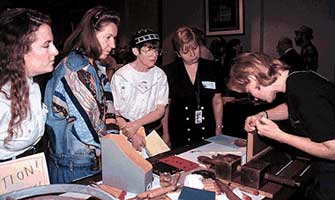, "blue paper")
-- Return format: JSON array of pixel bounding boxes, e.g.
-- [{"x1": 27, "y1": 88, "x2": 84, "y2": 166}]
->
[{"x1": 178, "y1": 186, "x2": 215, "y2": 200}]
